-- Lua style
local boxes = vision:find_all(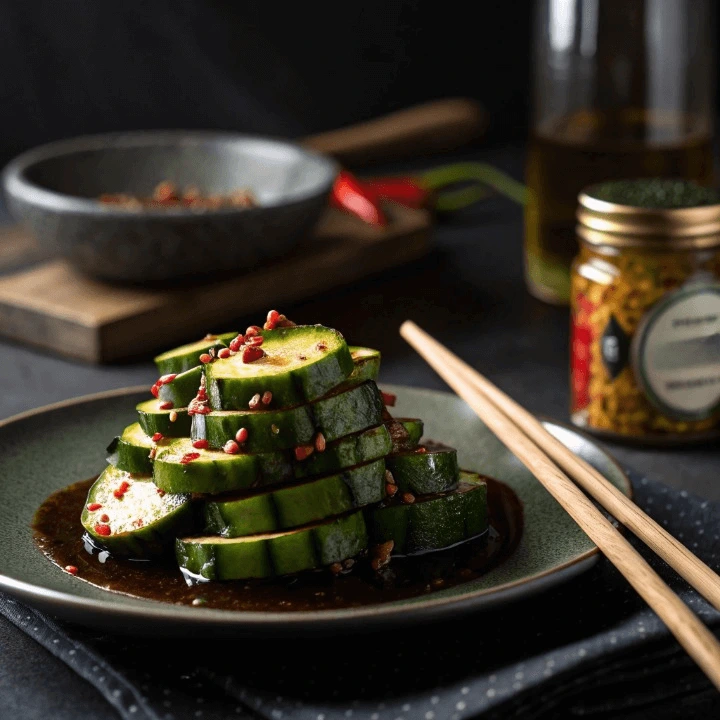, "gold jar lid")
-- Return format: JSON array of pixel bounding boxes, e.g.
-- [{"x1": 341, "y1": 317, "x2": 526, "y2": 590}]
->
[{"x1": 577, "y1": 179, "x2": 720, "y2": 250}]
